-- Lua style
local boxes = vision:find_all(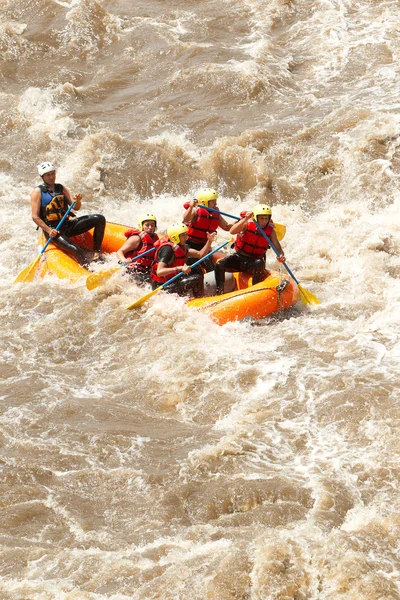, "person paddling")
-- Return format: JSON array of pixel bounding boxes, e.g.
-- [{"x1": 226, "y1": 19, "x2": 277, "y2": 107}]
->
[
  {"x1": 116, "y1": 213, "x2": 158, "y2": 285},
  {"x1": 183, "y1": 188, "x2": 231, "y2": 272},
  {"x1": 215, "y1": 204, "x2": 286, "y2": 295},
  {"x1": 31, "y1": 162, "x2": 106, "y2": 265},
  {"x1": 150, "y1": 223, "x2": 216, "y2": 298}
]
